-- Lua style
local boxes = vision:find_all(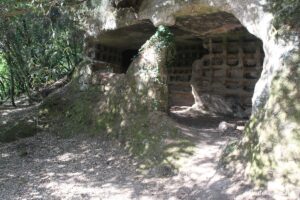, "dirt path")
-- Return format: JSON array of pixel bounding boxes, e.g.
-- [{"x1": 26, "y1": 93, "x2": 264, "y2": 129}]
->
[{"x1": 0, "y1": 107, "x2": 273, "y2": 200}]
